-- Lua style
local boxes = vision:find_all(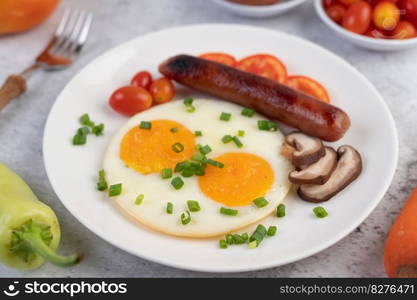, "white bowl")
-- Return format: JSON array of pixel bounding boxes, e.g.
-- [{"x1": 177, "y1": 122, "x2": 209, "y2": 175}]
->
[
  {"x1": 211, "y1": 0, "x2": 308, "y2": 18},
  {"x1": 314, "y1": 0, "x2": 417, "y2": 51}
]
